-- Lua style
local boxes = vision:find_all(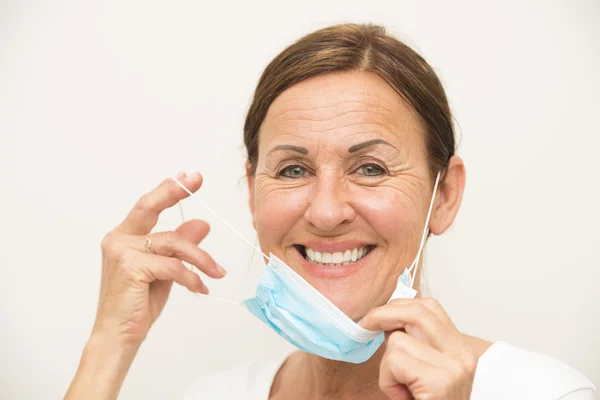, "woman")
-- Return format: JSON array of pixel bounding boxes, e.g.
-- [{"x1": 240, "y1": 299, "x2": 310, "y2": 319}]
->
[{"x1": 65, "y1": 23, "x2": 595, "y2": 399}]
